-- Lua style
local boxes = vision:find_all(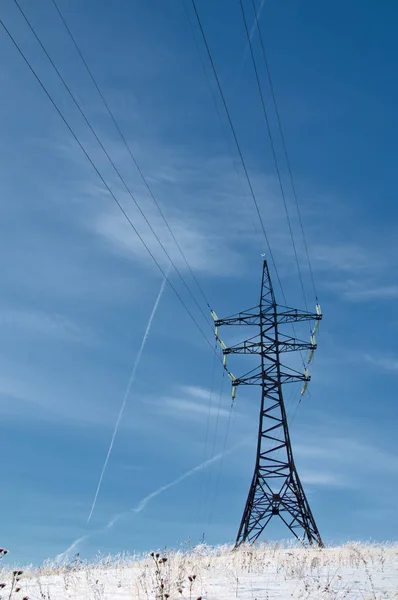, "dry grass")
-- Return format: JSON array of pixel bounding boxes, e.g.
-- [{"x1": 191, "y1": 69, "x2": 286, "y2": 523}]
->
[{"x1": 0, "y1": 542, "x2": 397, "y2": 599}]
